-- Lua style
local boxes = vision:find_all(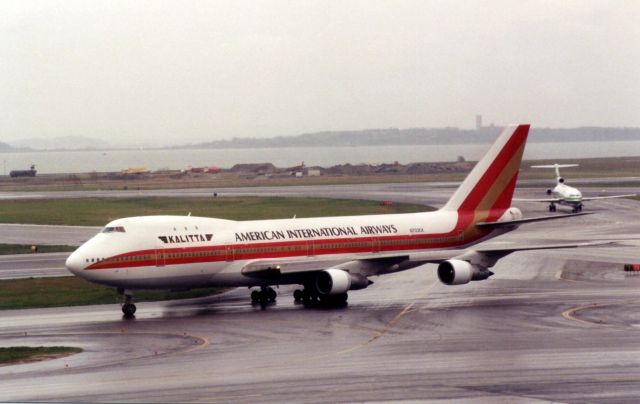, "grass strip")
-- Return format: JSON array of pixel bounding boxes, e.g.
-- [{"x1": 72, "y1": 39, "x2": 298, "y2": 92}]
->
[
  {"x1": 0, "y1": 346, "x2": 82, "y2": 365},
  {"x1": 0, "y1": 196, "x2": 429, "y2": 226},
  {"x1": 0, "y1": 244, "x2": 76, "y2": 255},
  {"x1": 0, "y1": 277, "x2": 223, "y2": 310}
]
